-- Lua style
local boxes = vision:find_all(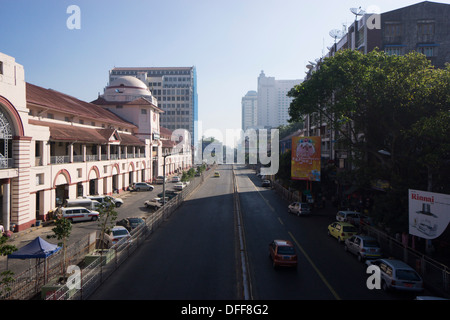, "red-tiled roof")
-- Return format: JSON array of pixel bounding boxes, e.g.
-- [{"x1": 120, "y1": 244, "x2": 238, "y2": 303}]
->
[
  {"x1": 26, "y1": 83, "x2": 137, "y2": 129},
  {"x1": 29, "y1": 120, "x2": 145, "y2": 146},
  {"x1": 91, "y1": 96, "x2": 163, "y2": 113}
]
